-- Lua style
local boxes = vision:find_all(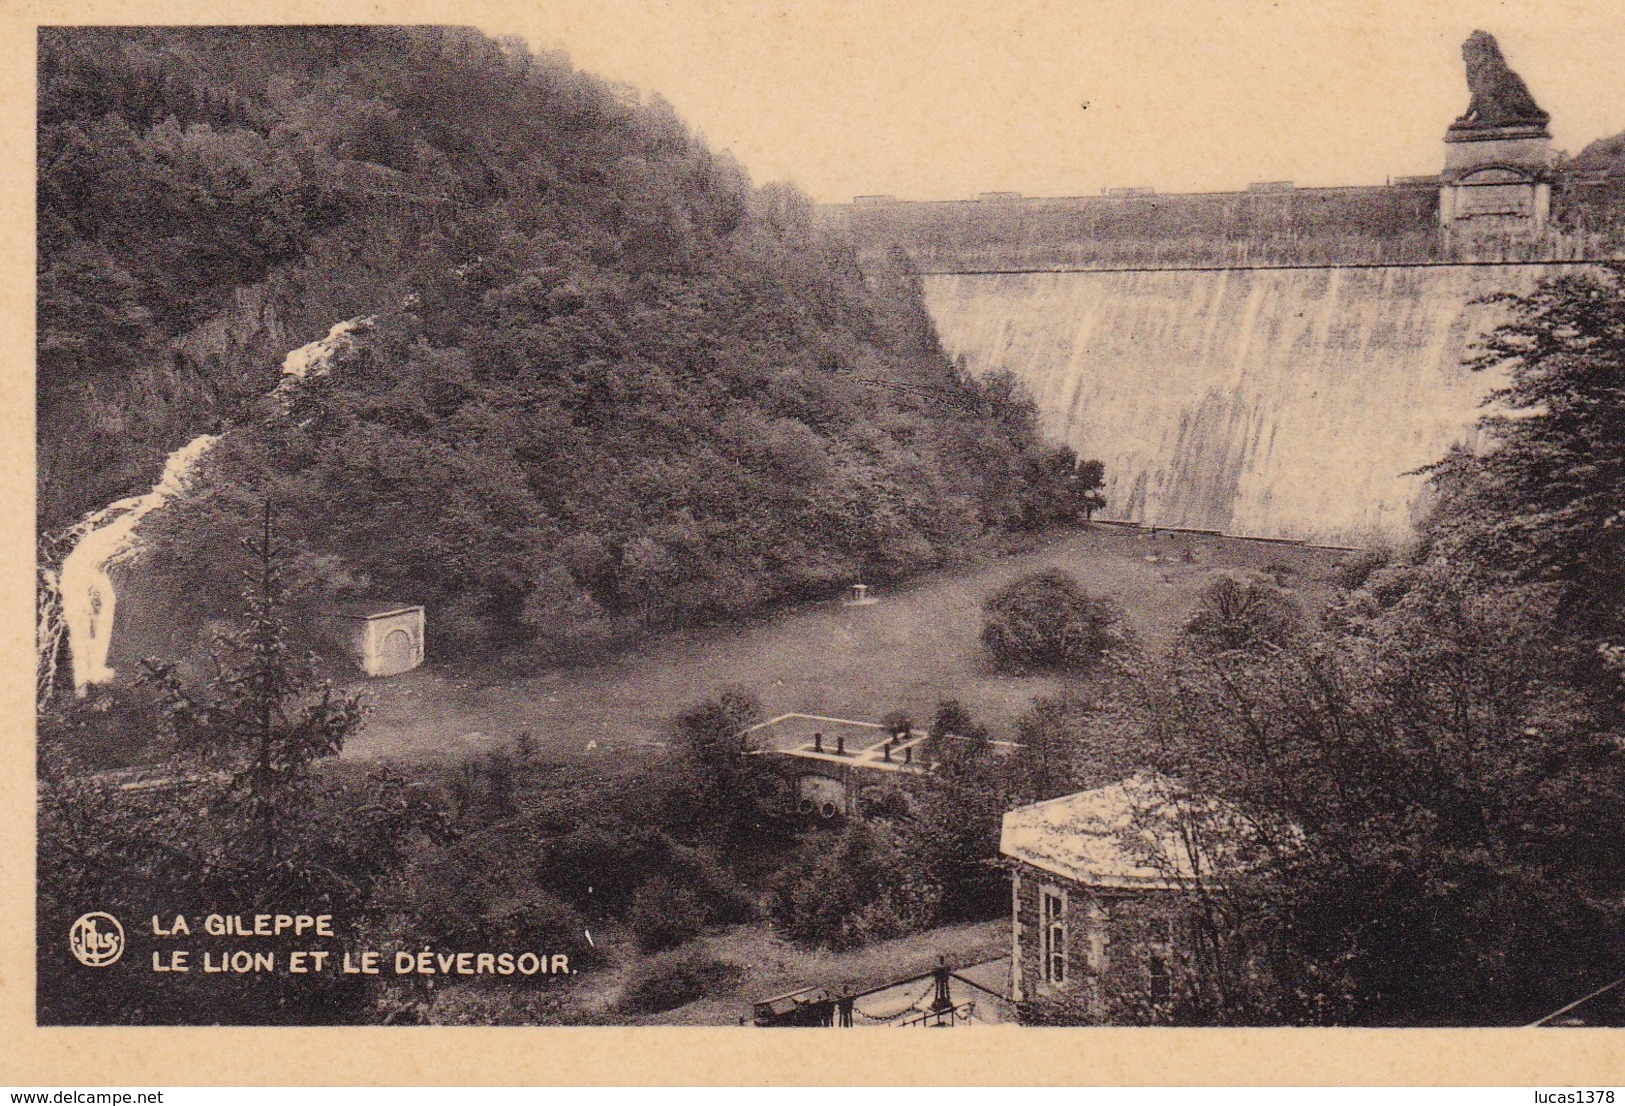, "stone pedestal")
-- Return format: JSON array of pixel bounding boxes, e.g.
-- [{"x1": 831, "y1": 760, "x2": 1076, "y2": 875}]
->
[{"x1": 1439, "y1": 132, "x2": 1554, "y2": 232}]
